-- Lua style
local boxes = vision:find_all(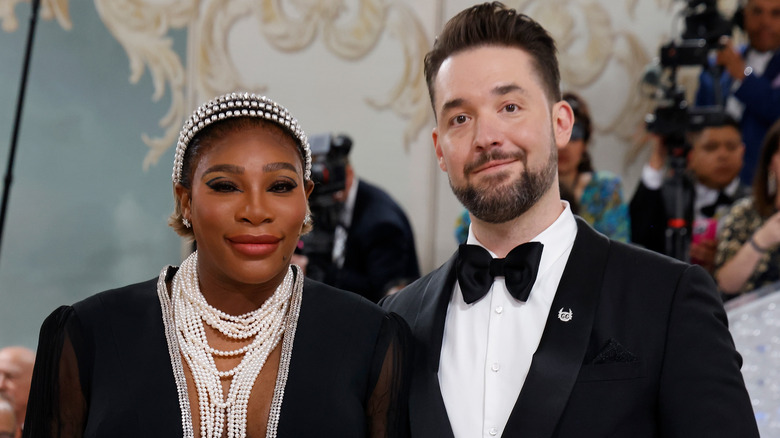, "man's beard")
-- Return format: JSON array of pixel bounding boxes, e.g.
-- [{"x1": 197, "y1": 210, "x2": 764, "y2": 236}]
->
[{"x1": 451, "y1": 141, "x2": 557, "y2": 224}]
